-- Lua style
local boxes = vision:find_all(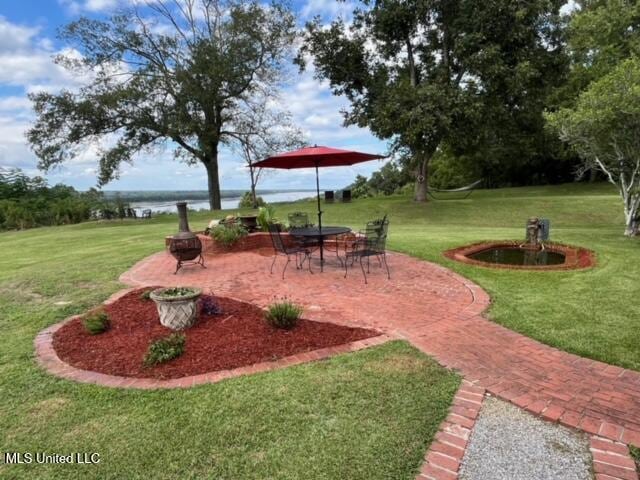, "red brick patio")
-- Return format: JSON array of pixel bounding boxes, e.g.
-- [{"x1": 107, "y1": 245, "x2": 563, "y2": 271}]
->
[{"x1": 119, "y1": 250, "x2": 640, "y2": 449}]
